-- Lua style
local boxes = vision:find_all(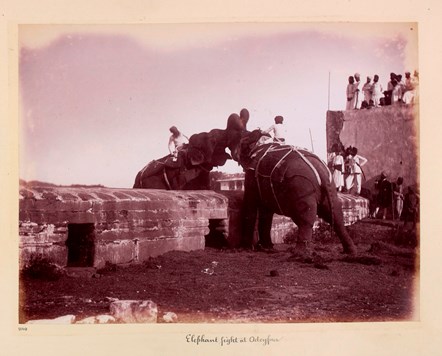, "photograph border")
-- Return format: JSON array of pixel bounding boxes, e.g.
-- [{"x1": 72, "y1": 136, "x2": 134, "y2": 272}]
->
[{"x1": 1, "y1": 1, "x2": 441, "y2": 355}]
